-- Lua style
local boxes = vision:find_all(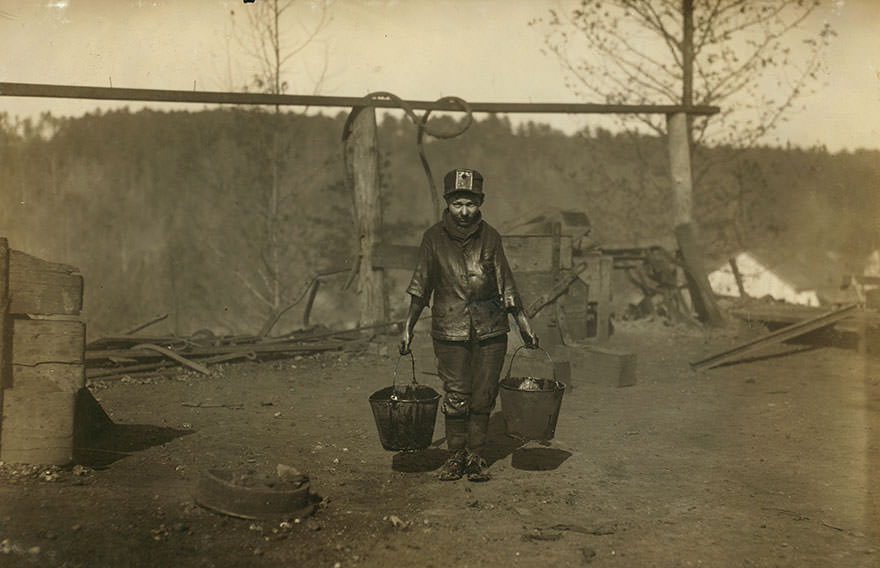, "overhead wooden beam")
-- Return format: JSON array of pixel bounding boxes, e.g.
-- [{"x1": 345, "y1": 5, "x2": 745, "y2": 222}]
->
[{"x1": 0, "y1": 82, "x2": 720, "y2": 116}]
